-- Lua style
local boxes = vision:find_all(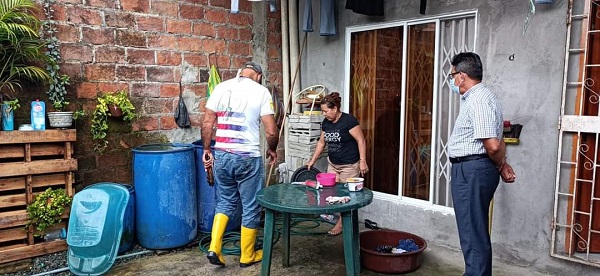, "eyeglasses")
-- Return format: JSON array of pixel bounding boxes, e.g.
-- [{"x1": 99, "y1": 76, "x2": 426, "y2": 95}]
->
[{"x1": 448, "y1": 71, "x2": 461, "y2": 78}]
